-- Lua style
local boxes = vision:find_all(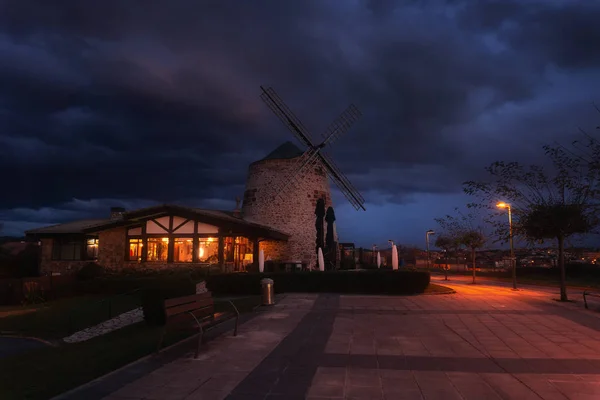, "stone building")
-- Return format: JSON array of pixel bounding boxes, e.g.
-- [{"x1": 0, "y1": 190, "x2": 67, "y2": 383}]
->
[
  {"x1": 26, "y1": 142, "x2": 337, "y2": 275},
  {"x1": 242, "y1": 141, "x2": 337, "y2": 266}
]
